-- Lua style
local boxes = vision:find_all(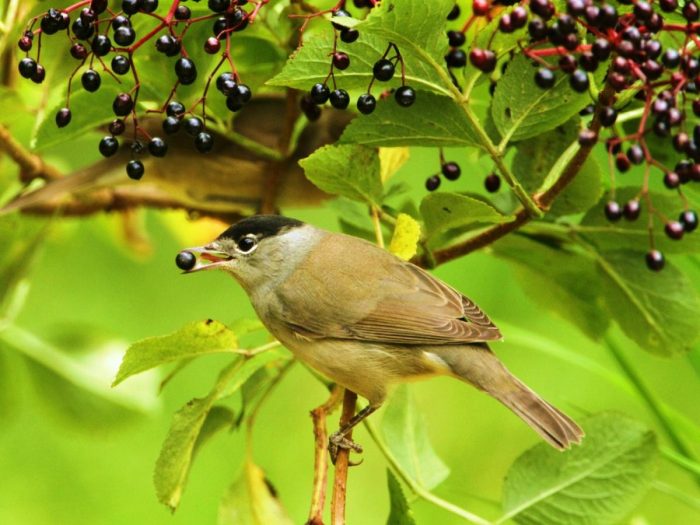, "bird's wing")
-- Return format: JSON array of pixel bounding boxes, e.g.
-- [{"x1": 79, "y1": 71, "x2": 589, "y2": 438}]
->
[{"x1": 276, "y1": 233, "x2": 502, "y2": 344}]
